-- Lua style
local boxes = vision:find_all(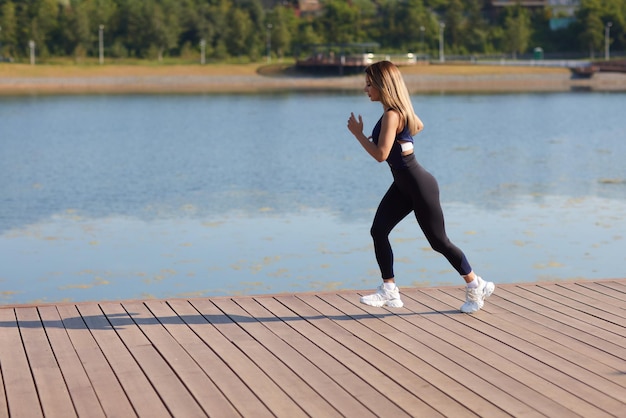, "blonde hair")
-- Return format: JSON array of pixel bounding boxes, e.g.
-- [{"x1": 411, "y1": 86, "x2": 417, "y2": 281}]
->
[{"x1": 365, "y1": 61, "x2": 421, "y2": 136}]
